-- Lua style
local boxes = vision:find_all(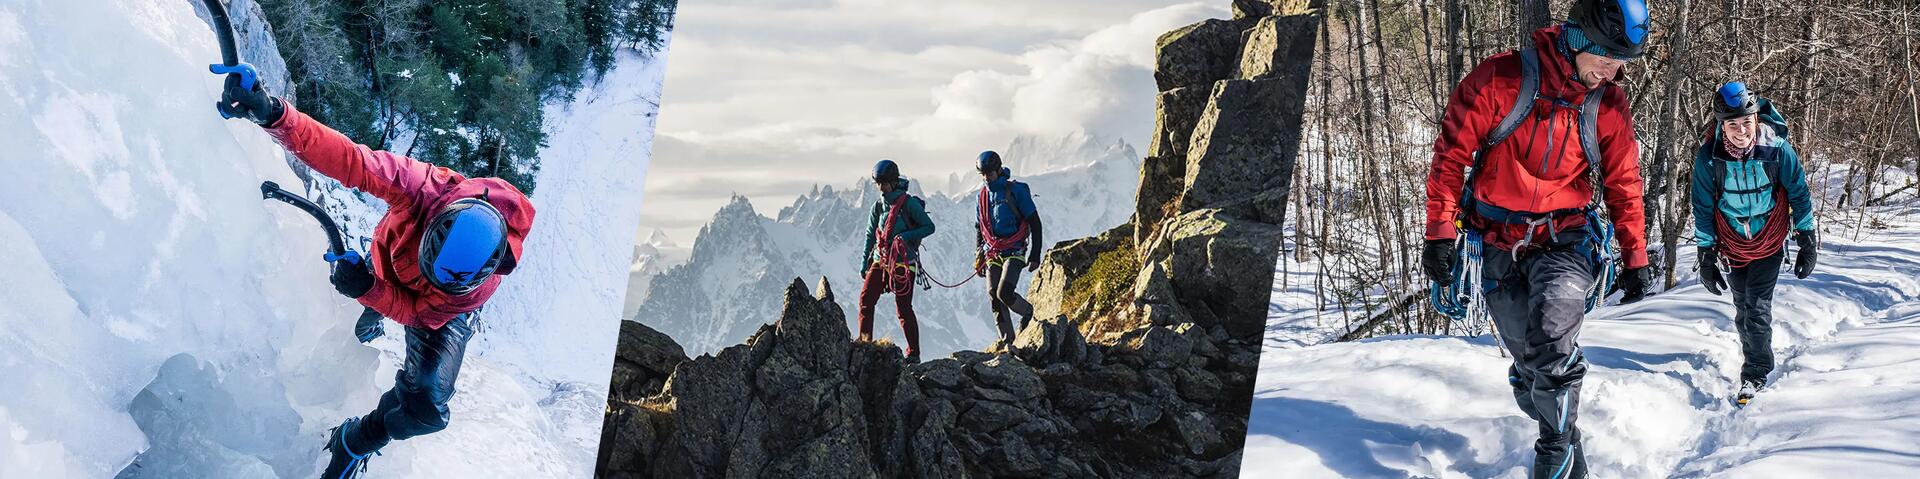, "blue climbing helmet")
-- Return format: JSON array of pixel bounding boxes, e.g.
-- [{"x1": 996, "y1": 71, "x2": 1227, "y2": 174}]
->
[
  {"x1": 417, "y1": 197, "x2": 507, "y2": 295},
  {"x1": 975, "y1": 150, "x2": 1003, "y2": 174},
  {"x1": 1715, "y1": 82, "x2": 1760, "y2": 120},
  {"x1": 874, "y1": 159, "x2": 901, "y2": 185},
  {"x1": 1568, "y1": 0, "x2": 1649, "y2": 60}
]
